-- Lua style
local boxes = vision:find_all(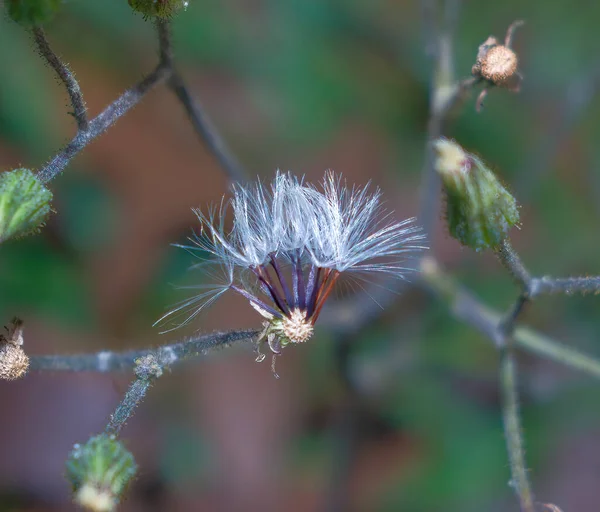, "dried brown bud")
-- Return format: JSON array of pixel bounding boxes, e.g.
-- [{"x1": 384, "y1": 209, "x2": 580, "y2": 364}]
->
[
  {"x1": 0, "y1": 341, "x2": 29, "y2": 380},
  {"x1": 470, "y1": 21, "x2": 524, "y2": 111},
  {"x1": 482, "y1": 46, "x2": 517, "y2": 84},
  {"x1": 0, "y1": 318, "x2": 28, "y2": 380}
]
